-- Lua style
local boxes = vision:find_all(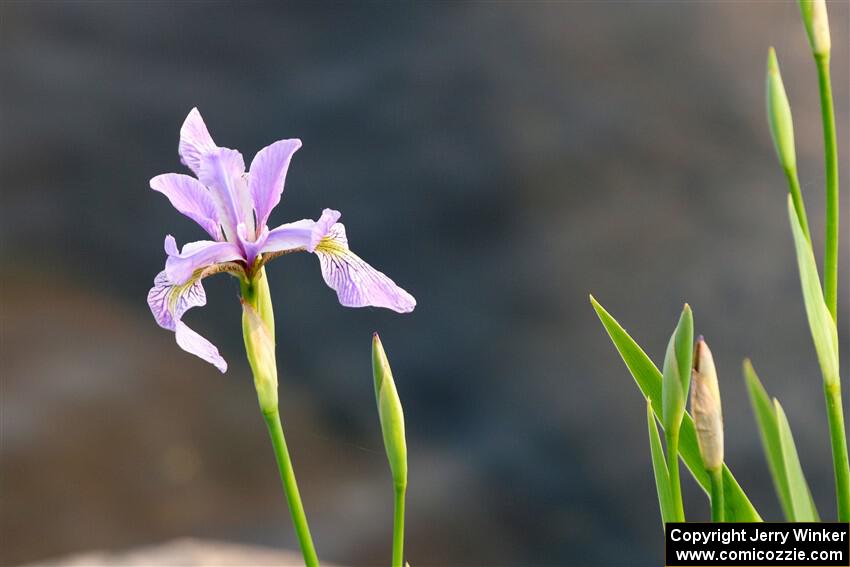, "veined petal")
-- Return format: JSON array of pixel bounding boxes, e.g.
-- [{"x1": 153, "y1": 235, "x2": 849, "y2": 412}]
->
[
  {"x1": 310, "y1": 208, "x2": 342, "y2": 252},
  {"x1": 198, "y1": 147, "x2": 253, "y2": 241},
  {"x1": 313, "y1": 219, "x2": 416, "y2": 314},
  {"x1": 164, "y1": 235, "x2": 243, "y2": 285},
  {"x1": 249, "y1": 139, "x2": 302, "y2": 230},
  {"x1": 179, "y1": 108, "x2": 218, "y2": 176},
  {"x1": 147, "y1": 269, "x2": 206, "y2": 331},
  {"x1": 150, "y1": 173, "x2": 222, "y2": 240},
  {"x1": 176, "y1": 321, "x2": 227, "y2": 373},
  {"x1": 147, "y1": 269, "x2": 227, "y2": 372}
]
